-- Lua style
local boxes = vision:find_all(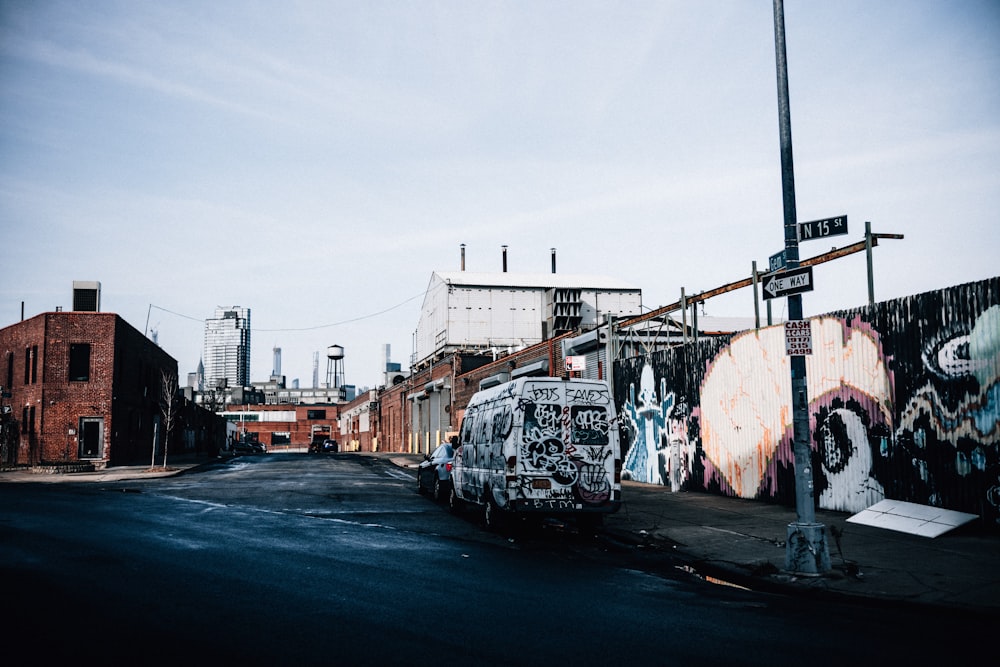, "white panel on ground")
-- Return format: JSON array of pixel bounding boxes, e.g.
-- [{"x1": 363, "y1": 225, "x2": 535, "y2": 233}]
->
[{"x1": 846, "y1": 499, "x2": 978, "y2": 538}]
